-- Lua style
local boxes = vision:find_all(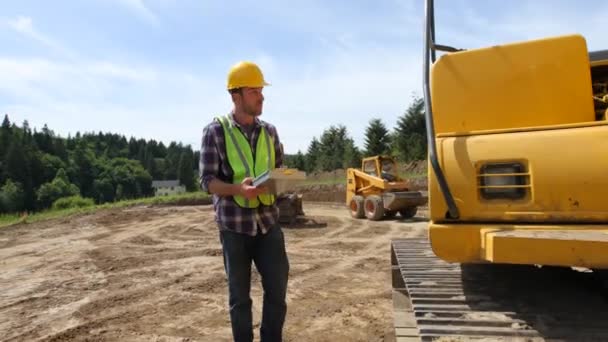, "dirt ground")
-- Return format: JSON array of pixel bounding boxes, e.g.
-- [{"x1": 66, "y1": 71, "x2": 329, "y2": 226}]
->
[{"x1": 0, "y1": 202, "x2": 428, "y2": 342}]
